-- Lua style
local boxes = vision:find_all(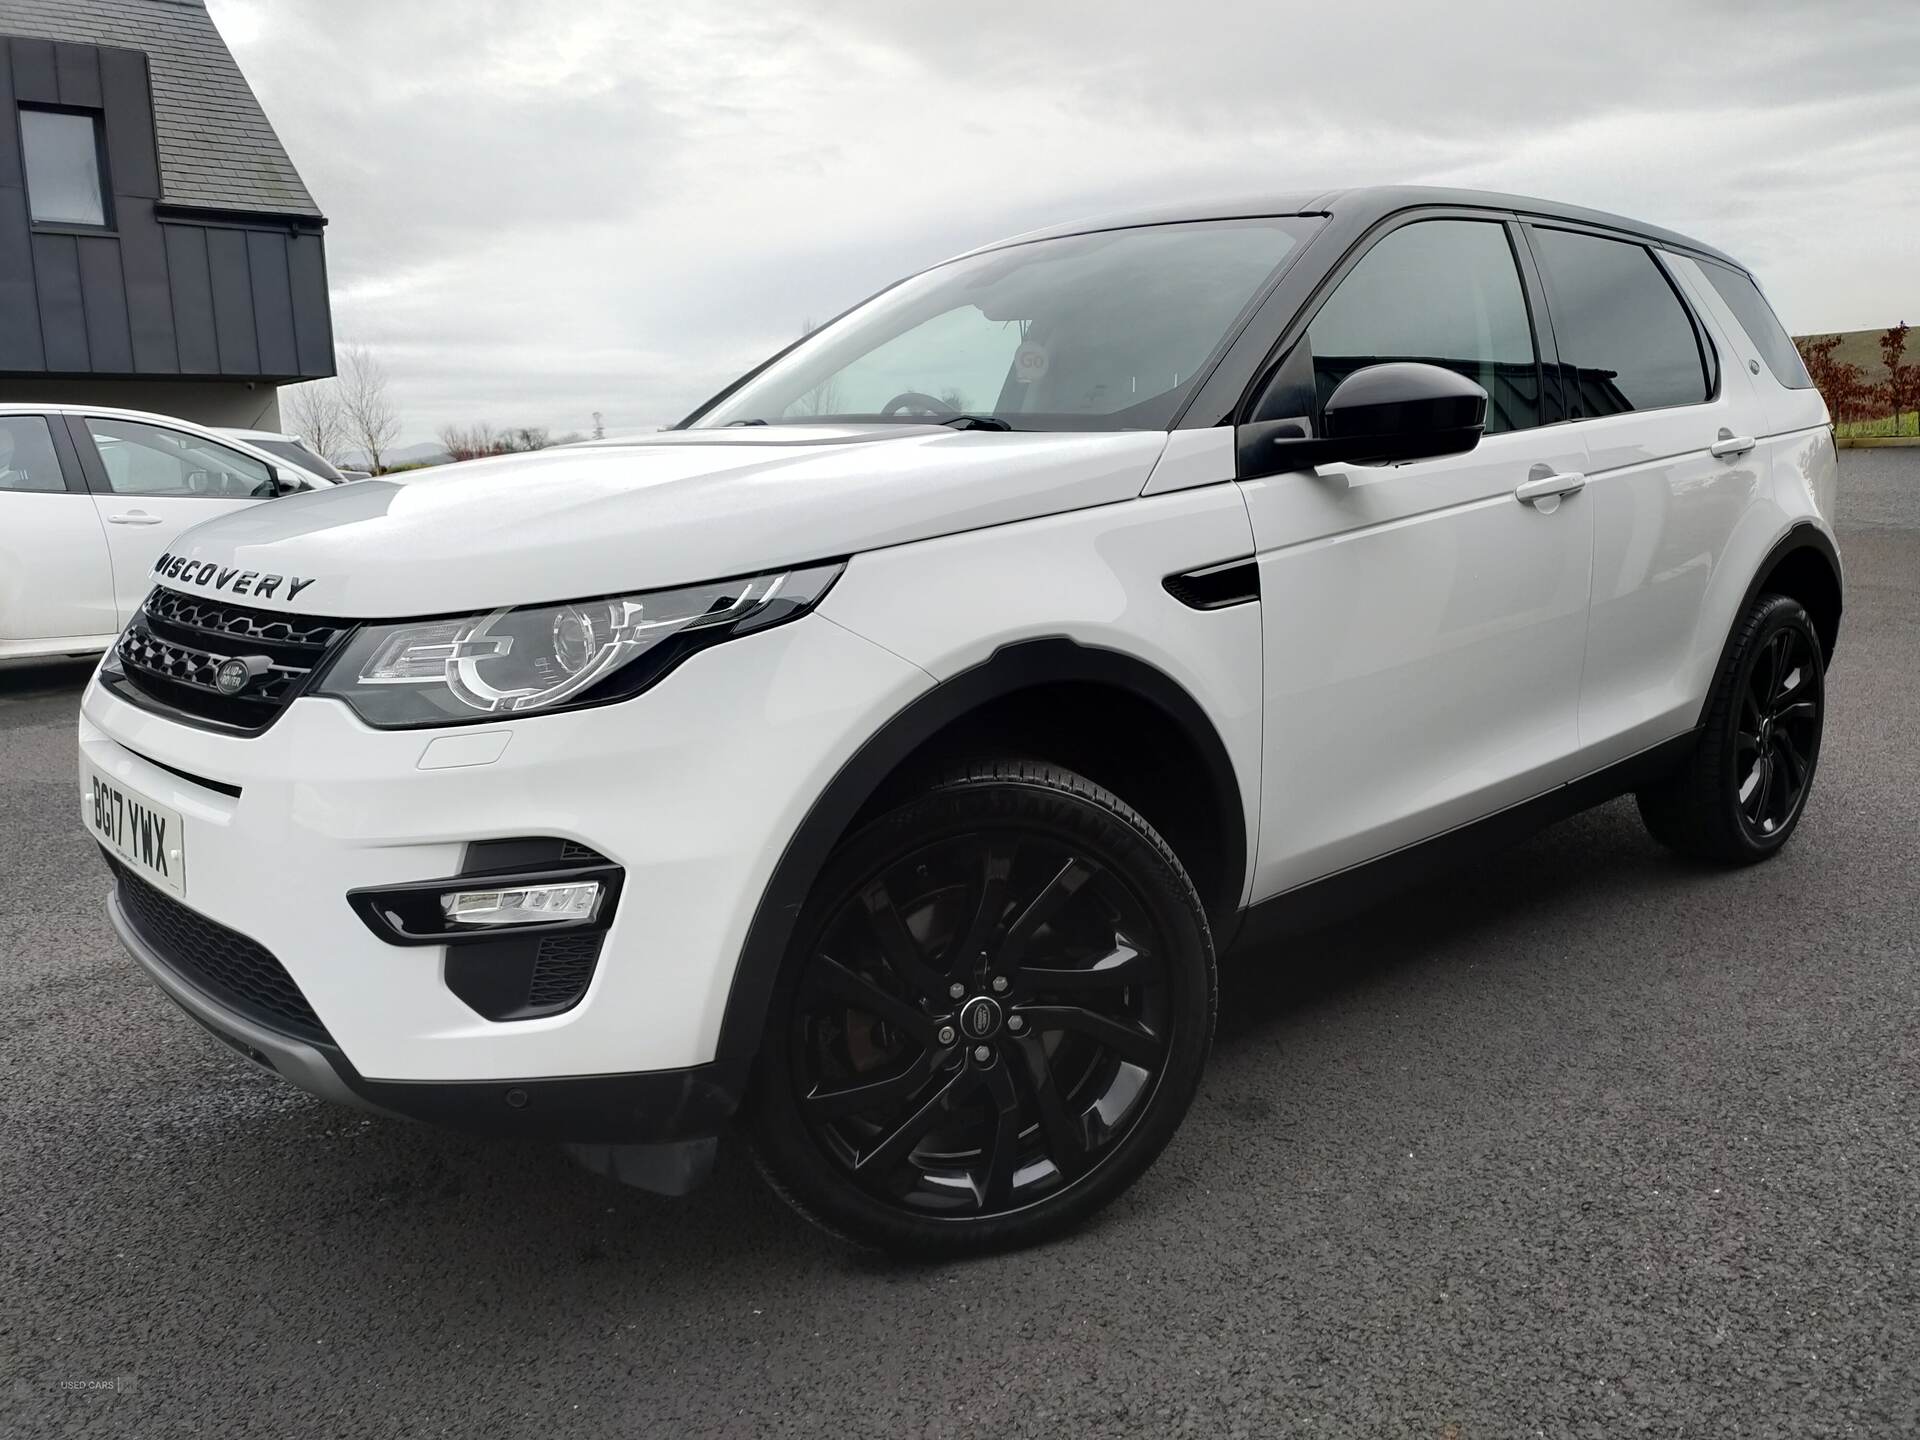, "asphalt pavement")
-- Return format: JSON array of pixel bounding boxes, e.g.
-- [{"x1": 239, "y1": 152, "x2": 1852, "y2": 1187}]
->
[{"x1": 4, "y1": 451, "x2": 1917, "y2": 1438}]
